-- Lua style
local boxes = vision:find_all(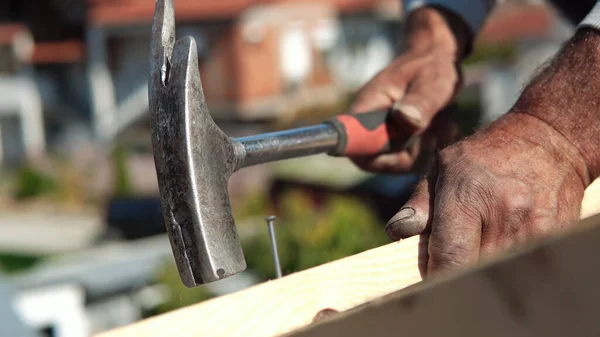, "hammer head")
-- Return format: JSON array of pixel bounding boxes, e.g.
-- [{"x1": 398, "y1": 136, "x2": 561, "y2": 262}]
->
[{"x1": 149, "y1": 0, "x2": 246, "y2": 287}]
